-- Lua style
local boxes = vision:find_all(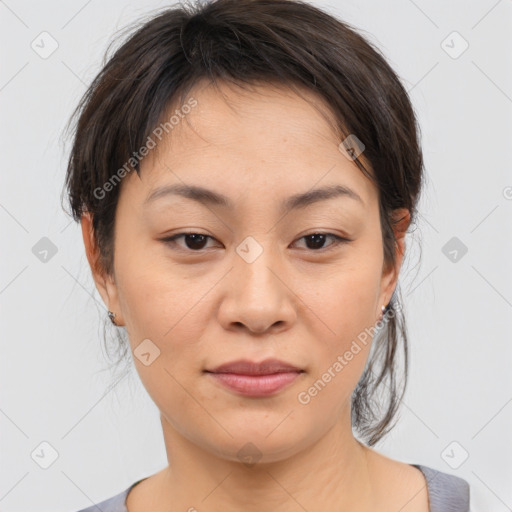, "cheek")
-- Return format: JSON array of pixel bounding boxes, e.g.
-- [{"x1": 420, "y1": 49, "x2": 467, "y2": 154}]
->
[
  {"x1": 115, "y1": 240, "x2": 204, "y2": 334},
  {"x1": 297, "y1": 263, "x2": 382, "y2": 394},
  {"x1": 114, "y1": 245, "x2": 218, "y2": 390},
  {"x1": 114, "y1": 258, "x2": 212, "y2": 423},
  {"x1": 304, "y1": 261, "x2": 382, "y2": 342}
]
